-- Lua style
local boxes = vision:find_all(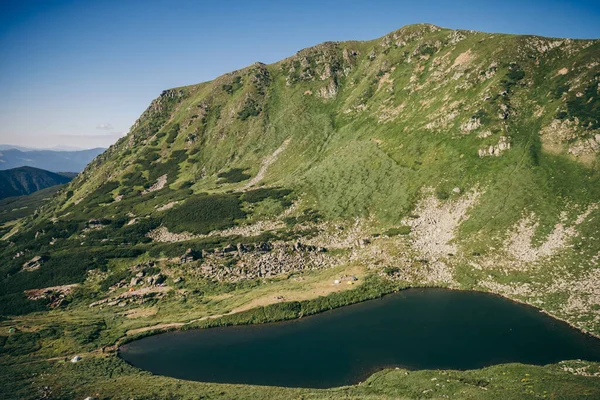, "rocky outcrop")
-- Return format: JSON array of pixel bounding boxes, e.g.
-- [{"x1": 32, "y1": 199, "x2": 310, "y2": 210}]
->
[
  {"x1": 22, "y1": 255, "x2": 44, "y2": 271},
  {"x1": 478, "y1": 136, "x2": 511, "y2": 157},
  {"x1": 196, "y1": 242, "x2": 330, "y2": 282},
  {"x1": 142, "y1": 174, "x2": 167, "y2": 194}
]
